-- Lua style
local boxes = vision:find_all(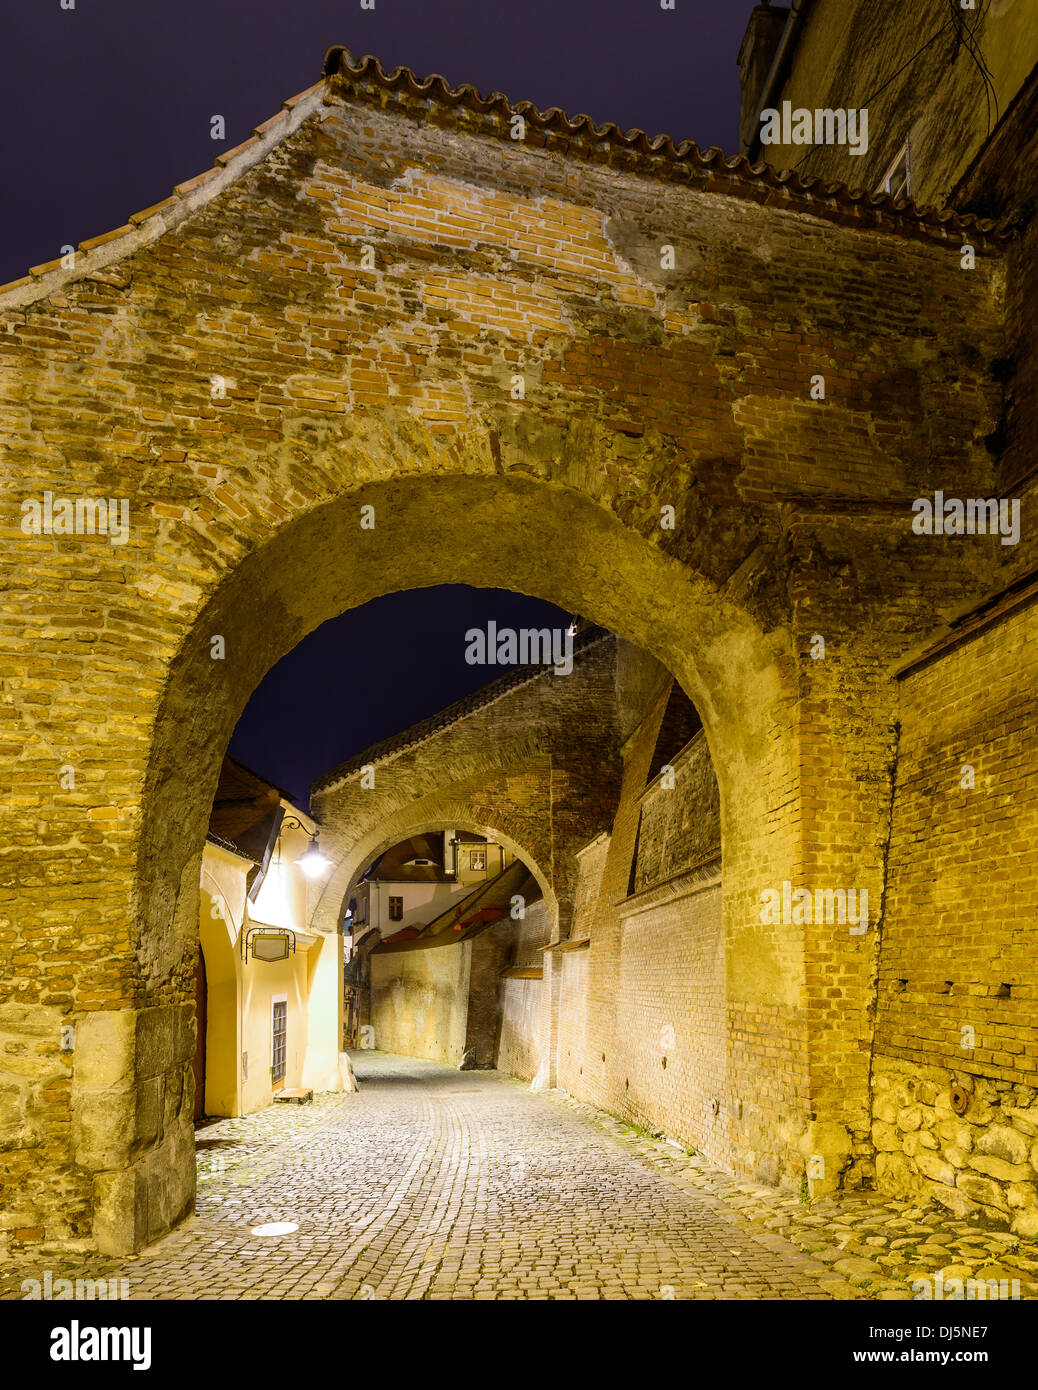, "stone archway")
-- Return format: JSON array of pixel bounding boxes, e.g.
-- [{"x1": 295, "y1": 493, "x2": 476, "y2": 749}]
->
[
  {"x1": 75, "y1": 471, "x2": 803, "y2": 1253},
  {"x1": 330, "y1": 814, "x2": 560, "y2": 941},
  {"x1": 307, "y1": 623, "x2": 627, "y2": 944},
  {"x1": 1, "y1": 43, "x2": 1005, "y2": 1254},
  {"x1": 340, "y1": 813, "x2": 556, "y2": 1076}
]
